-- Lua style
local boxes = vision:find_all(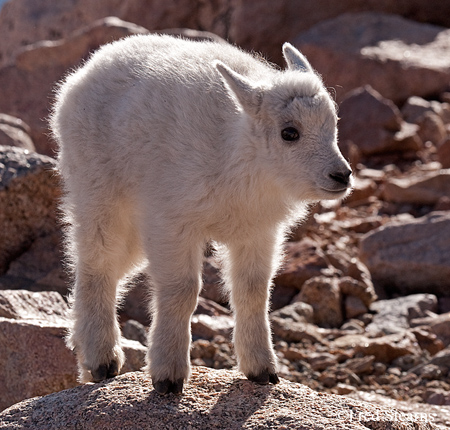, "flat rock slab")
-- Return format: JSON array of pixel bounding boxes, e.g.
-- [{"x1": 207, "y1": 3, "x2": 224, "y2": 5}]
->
[
  {"x1": 359, "y1": 211, "x2": 450, "y2": 295},
  {"x1": 0, "y1": 367, "x2": 435, "y2": 429},
  {"x1": 293, "y1": 12, "x2": 450, "y2": 102}
]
